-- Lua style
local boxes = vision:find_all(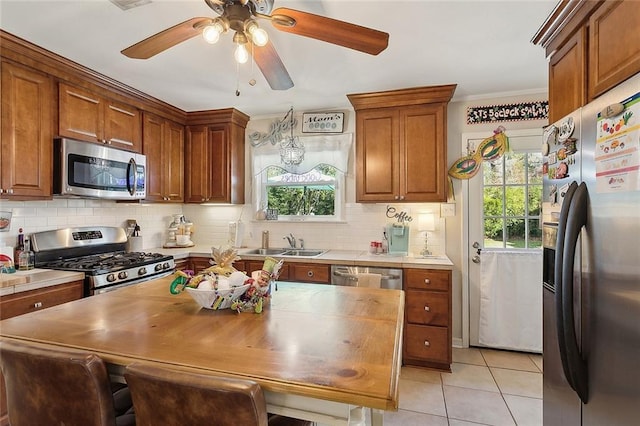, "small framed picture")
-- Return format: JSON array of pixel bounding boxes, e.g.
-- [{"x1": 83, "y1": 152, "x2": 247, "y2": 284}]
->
[
  {"x1": 0, "y1": 211, "x2": 12, "y2": 232},
  {"x1": 548, "y1": 151, "x2": 557, "y2": 165},
  {"x1": 302, "y1": 112, "x2": 344, "y2": 133}
]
